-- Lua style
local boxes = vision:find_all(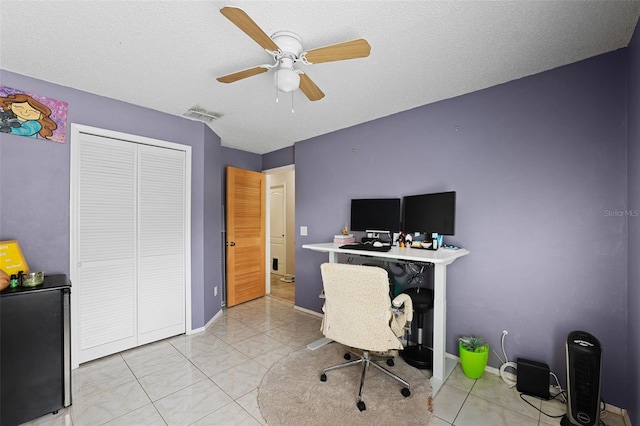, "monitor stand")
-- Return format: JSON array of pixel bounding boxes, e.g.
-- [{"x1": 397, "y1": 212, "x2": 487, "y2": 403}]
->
[{"x1": 364, "y1": 230, "x2": 391, "y2": 242}]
